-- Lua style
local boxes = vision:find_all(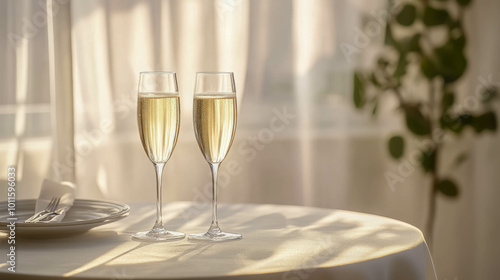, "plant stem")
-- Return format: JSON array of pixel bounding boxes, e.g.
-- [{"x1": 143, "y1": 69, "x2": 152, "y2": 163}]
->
[
  {"x1": 425, "y1": 81, "x2": 438, "y2": 249},
  {"x1": 426, "y1": 149, "x2": 438, "y2": 249}
]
